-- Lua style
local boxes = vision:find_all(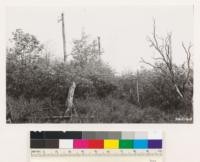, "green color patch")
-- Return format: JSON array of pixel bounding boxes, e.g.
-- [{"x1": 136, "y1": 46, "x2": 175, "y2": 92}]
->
[{"x1": 119, "y1": 140, "x2": 133, "y2": 149}]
